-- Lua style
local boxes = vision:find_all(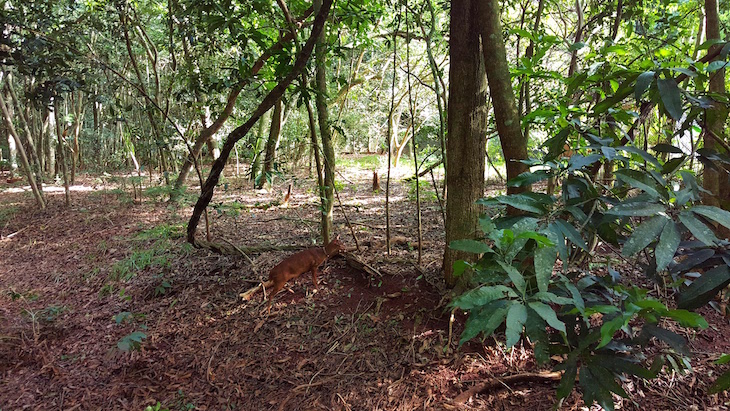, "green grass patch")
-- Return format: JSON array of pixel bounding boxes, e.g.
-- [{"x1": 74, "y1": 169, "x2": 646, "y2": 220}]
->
[
  {"x1": 339, "y1": 154, "x2": 382, "y2": 170},
  {"x1": 407, "y1": 179, "x2": 438, "y2": 202},
  {"x1": 0, "y1": 205, "x2": 19, "y2": 227}
]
